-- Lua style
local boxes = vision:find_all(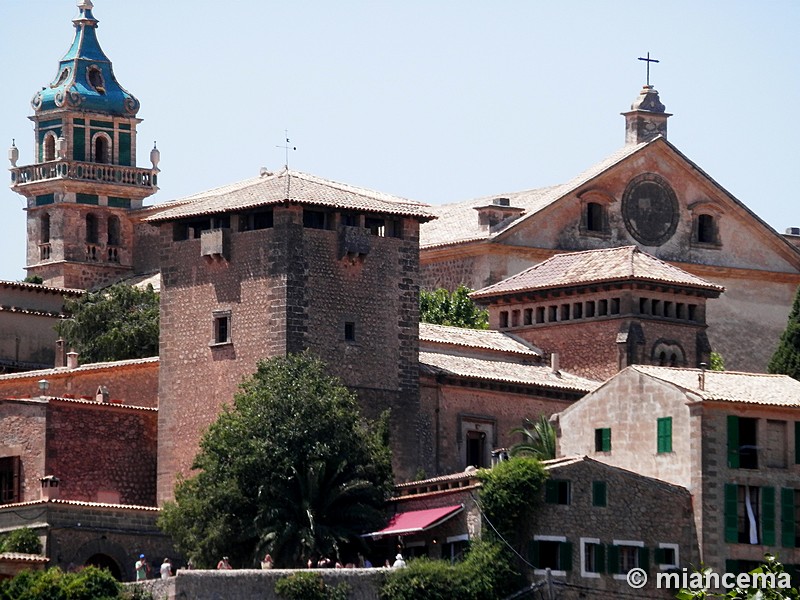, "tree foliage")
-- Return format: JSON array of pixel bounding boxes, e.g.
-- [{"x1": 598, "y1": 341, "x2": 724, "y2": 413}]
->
[
  {"x1": 420, "y1": 286, "x2": 488, "y2": 329},
  {"x1": 158, "y1": 353, "x2": 393, "y2": 569},
  {"x1": 476, "y1": 457, "x2": 548, "y2": 548},
  {"x1": 710, "y1": 352, "x2": 725, "y2": 372},
  {"x1": 769, "y1": 286, "x2": 800, "y2": 380},
  {"x1": 275, "y1": 572, "x2": 349, "y2": 600},
  {"x1": 60, "y1": 284, "x2": 159, "y2": 364},
  {"x1": 0, "y1": 528, "x2": 42, "y2": 555},
  {"x1": 380, "y1": 540, "x2": 523, "y2": 600},
  {"x1": 0, "y1": 566, "x2": 121, "y2": 600},
  {"x1": 509, "y1": 416, "x2": 556, "y2": 460}
]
